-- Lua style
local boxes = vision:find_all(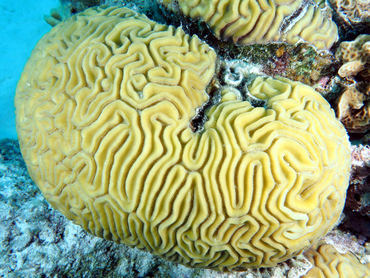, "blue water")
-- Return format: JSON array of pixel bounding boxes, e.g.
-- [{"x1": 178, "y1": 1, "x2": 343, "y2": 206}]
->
[{"x1": 0, "y1": 0, "x2": 58, "y2": 140}]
